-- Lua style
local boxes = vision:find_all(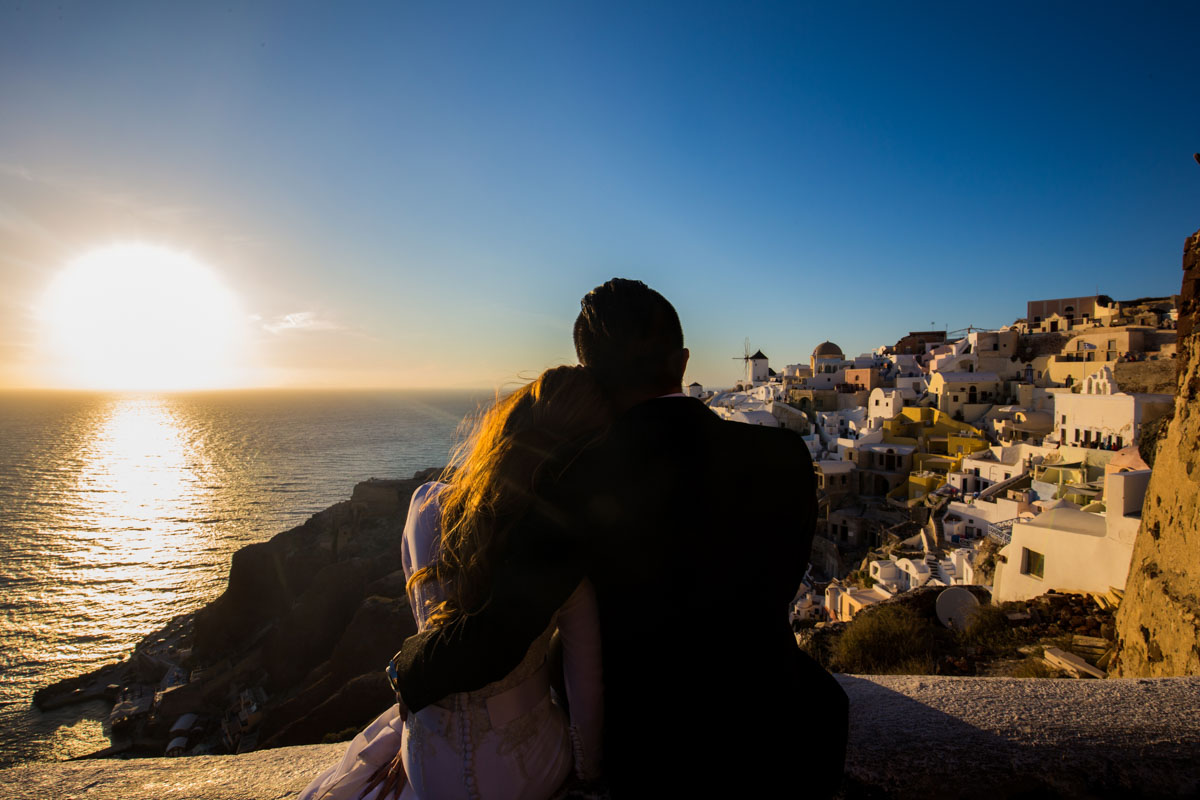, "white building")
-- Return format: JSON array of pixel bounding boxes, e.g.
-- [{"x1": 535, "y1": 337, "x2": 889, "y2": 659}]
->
[
  {"x1": 894, "y1": 375, "x2": 928, "y2": 399},
  {"x1": 1049, "y1": 366, "x2": 1172, "y2": 450},
  {"x1": 684, "y1": 381, "x2": 704, "y2": 398},
  {"x1": 867, "y1": 387, "x2": 905, "y2": 427},
  {"x1": 992, "y1": 468, "x2": 1151, "y2": 602},
  {"x1": 824, "y1": 581, "x2": 895, "y2": 622},
  {"x1": 816, "y1": 407, "x2": 868, "y2": 441},
  {"x1": 941, "y1": 492, "x2": 1035, "y2": 541},
  {"x1": 868, "y1": 549, "x2": 979, "y2": 593},
  {"x1": 790, "y1": 585, "x2": 825, "y2": 624},
  {"x1": 927, "y1": 337, "x2": 974, "y2": 375},
  {"x1": 718, "y1": 408, "x2": 780, "y2": 427},
  {"x1": 946, "y1": 443, "x2": 1052, "y2": 496},
  {"x1": 888, "y1": 354, "x2": 924, "y2": 377}
]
